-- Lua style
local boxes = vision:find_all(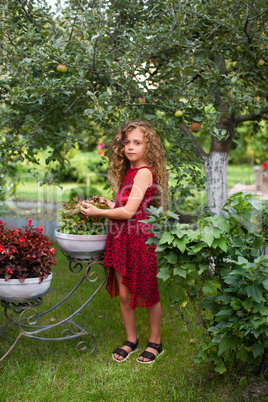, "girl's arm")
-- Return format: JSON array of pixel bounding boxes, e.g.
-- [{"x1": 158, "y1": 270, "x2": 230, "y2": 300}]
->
[{"x1": 81, "y1": 169, "x2": 152, "y2": 220}]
